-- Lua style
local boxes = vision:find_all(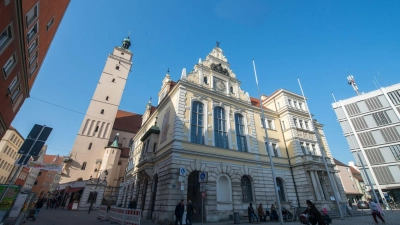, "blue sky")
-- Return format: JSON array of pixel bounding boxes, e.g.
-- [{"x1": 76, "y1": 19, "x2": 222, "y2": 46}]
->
[{"x1": 12, "y1": 1, "x2": 400, "y2": 164}]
